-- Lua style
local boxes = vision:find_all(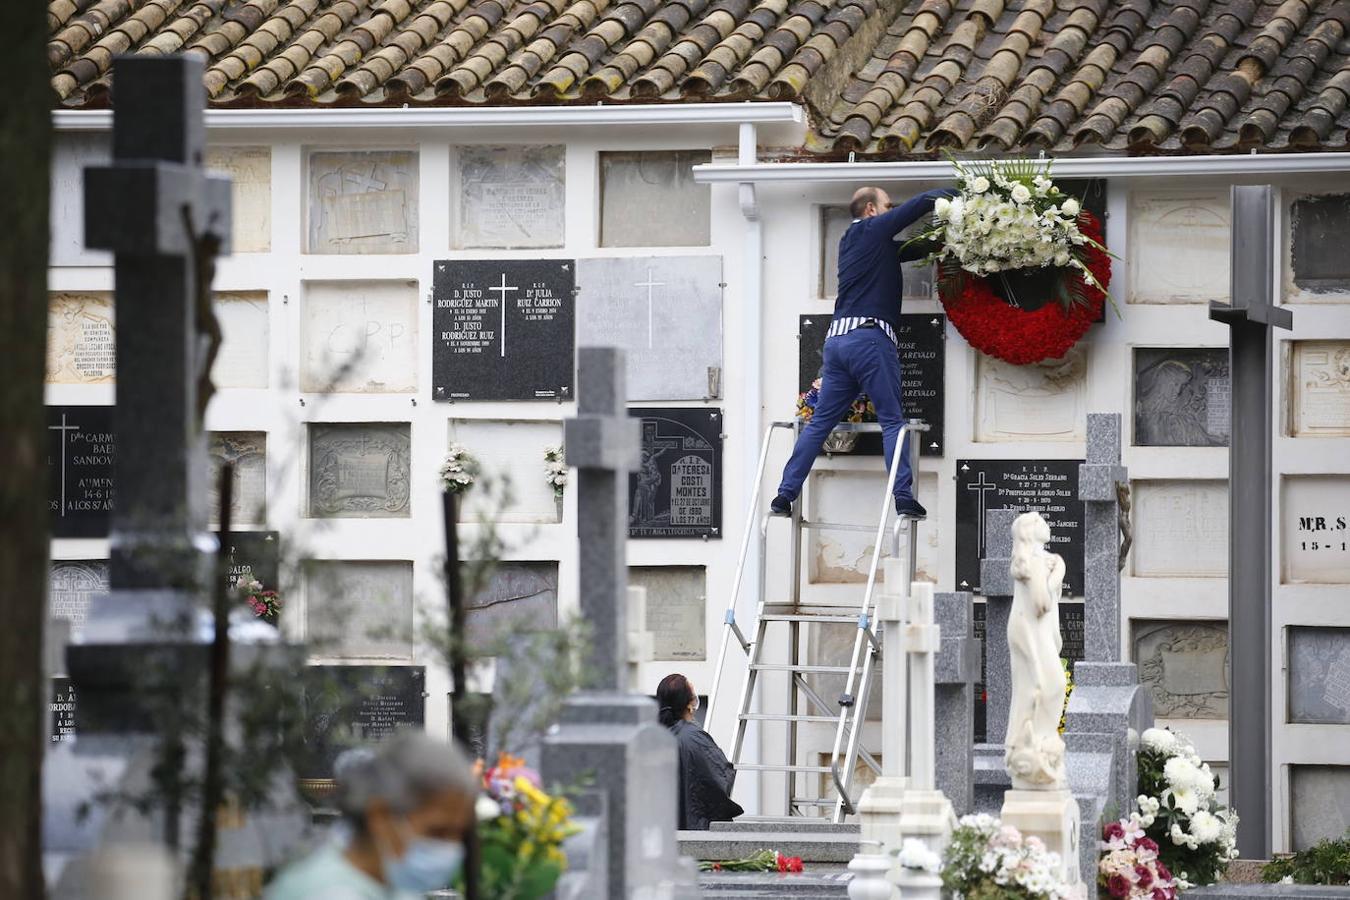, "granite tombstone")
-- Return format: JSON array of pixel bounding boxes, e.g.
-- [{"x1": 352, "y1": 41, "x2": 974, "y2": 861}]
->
[
  {"x1": 433, "y1": 259, "x2": 575, "y2": 401},
  {"x1": 627, "y1": 408, "x2": 722, "y2": 539},
  {"x1": 47, "y1": 406, "x2": 115, "y2": 538},
  {"x1": 1283, "y1": 476, "x2": 1350, "y2": 583},
  {"x1": 50, "y1": 678, "x2": 78, "y2": 744},
  {"x1": 1290, "y1": 193, "x2": 1350, "y2": 293},
  {"x1": 1134, "y1": 348, "x2": 1230, "y2": 446},
  {"x1": 299, "y1": 665, "x2": 426, "y2": 781},
  {"x1": 798, "y1": 314, "x2": 945, "y2": 455},
  {"x1": 1288, "y1": 626, "x2": 1350, "y2": 725},
  {"x1": 219, "y1": 531, "x2": 280, "y2": 594}
]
